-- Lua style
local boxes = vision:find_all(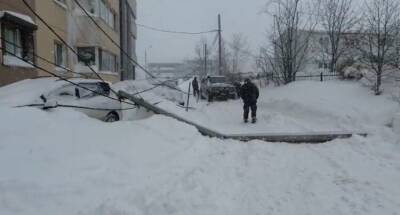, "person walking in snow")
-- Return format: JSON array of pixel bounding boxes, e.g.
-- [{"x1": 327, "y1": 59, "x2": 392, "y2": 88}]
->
[
  {"x1": 240, "y1": 78, "x2": 259, "y2": 123},
  {"x1": 192, "y1": 77, "x2": 200, "y2": 99}
]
